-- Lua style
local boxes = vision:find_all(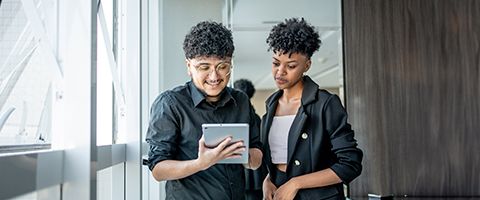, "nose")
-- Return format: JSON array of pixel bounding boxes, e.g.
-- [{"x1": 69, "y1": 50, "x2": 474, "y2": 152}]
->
[
  {"x1": 276, "y1": 65, "x2": 286, "y2": 75},
  {"x1": 208, "y1": 68, "x2": 220, "y2": 79}
]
